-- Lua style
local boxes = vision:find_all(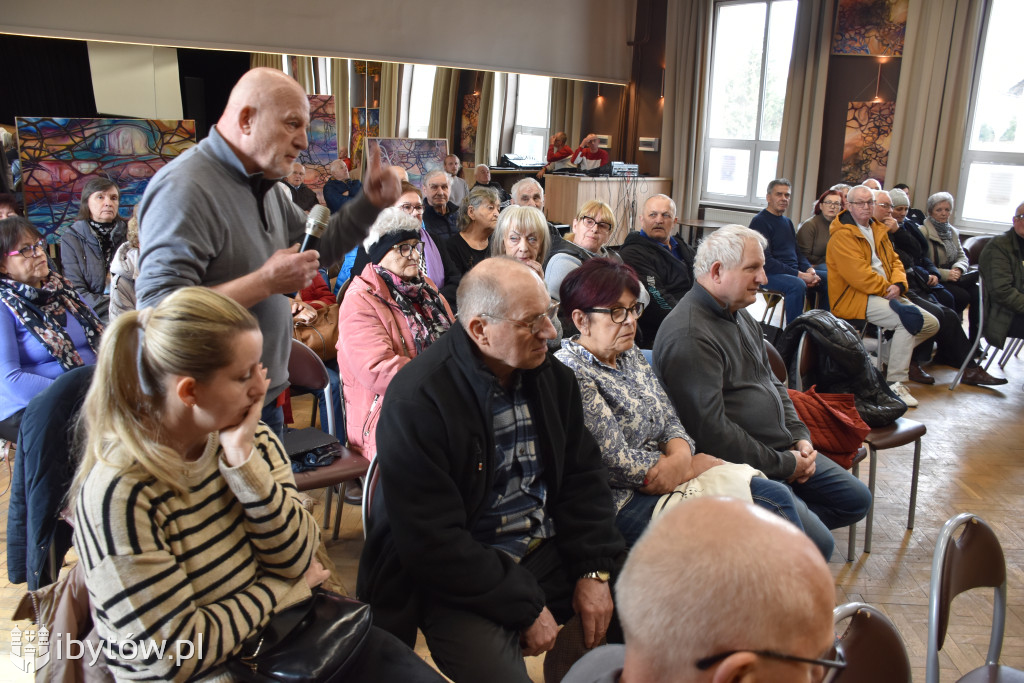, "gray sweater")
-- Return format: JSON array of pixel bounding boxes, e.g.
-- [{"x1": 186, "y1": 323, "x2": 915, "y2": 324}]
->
[
  {"x1": 137, "y1": 126, "x2": 380, "y2": 403},
  {"x1": 652, "y1": 283, "x2": 808, "y2": 479}
]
